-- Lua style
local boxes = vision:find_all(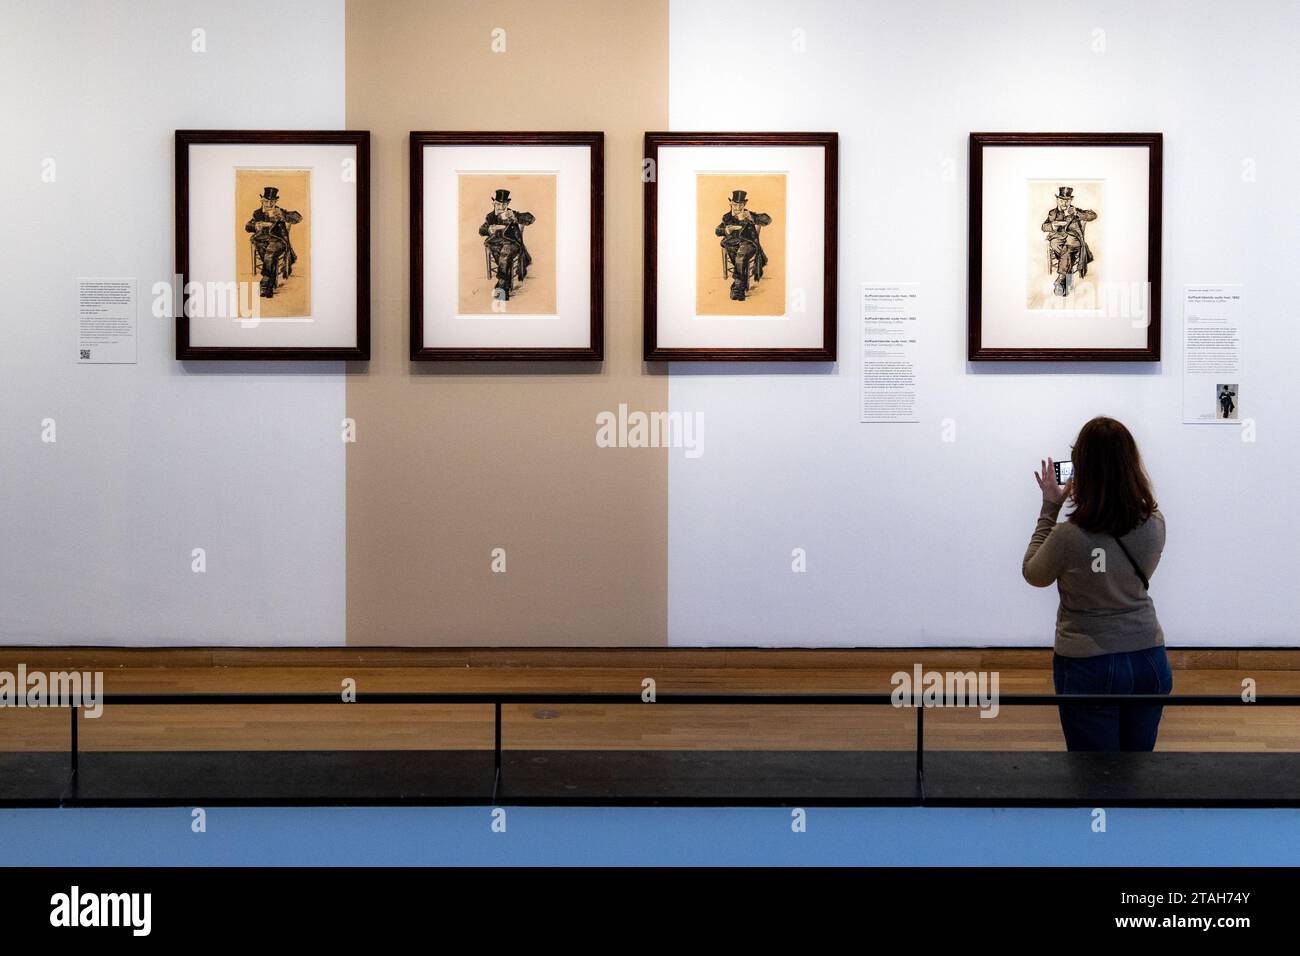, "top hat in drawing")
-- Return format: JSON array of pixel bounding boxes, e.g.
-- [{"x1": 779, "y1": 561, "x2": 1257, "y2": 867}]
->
[
  {"x1": 729, "y1": 189, "x2": 748, "y2": 204},
  {"x1": 493, "y1": 189, "x2": 512, "y2": 204},
  {"x1": 1055, "y1": 186, "x2": 1075, "y2": 200},
  {"x1": 259, "y1": 186, "x2": 280, "y2": 202}
]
